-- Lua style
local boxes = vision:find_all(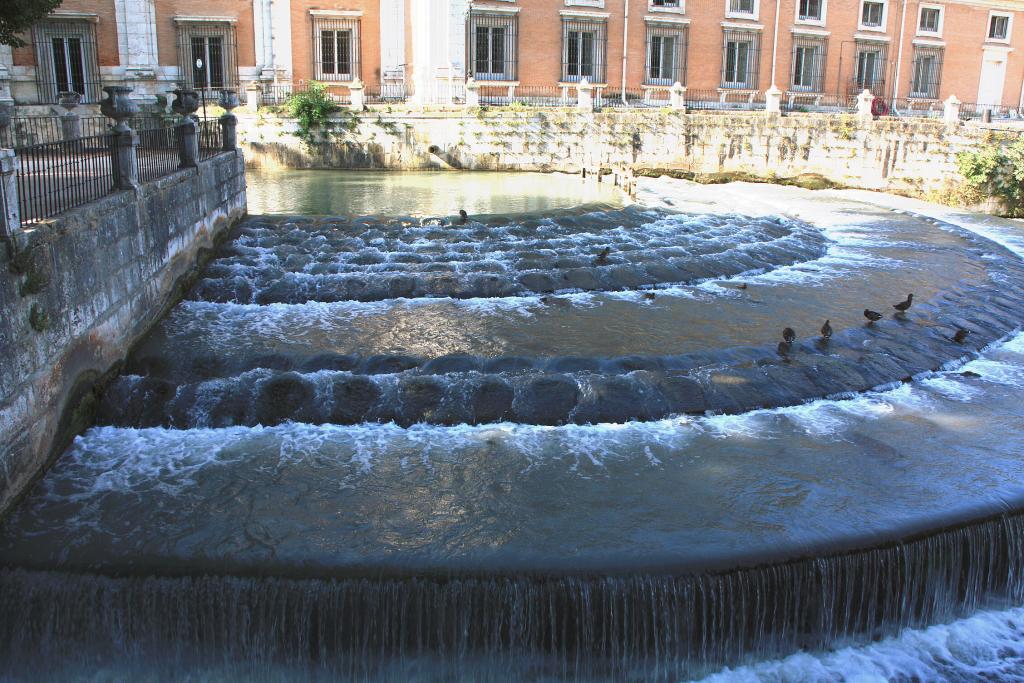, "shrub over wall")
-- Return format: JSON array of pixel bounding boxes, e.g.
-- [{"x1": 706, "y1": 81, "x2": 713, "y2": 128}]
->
[{"x1": 957, "y1": 138, "x2": 1024, "y2": 216}]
